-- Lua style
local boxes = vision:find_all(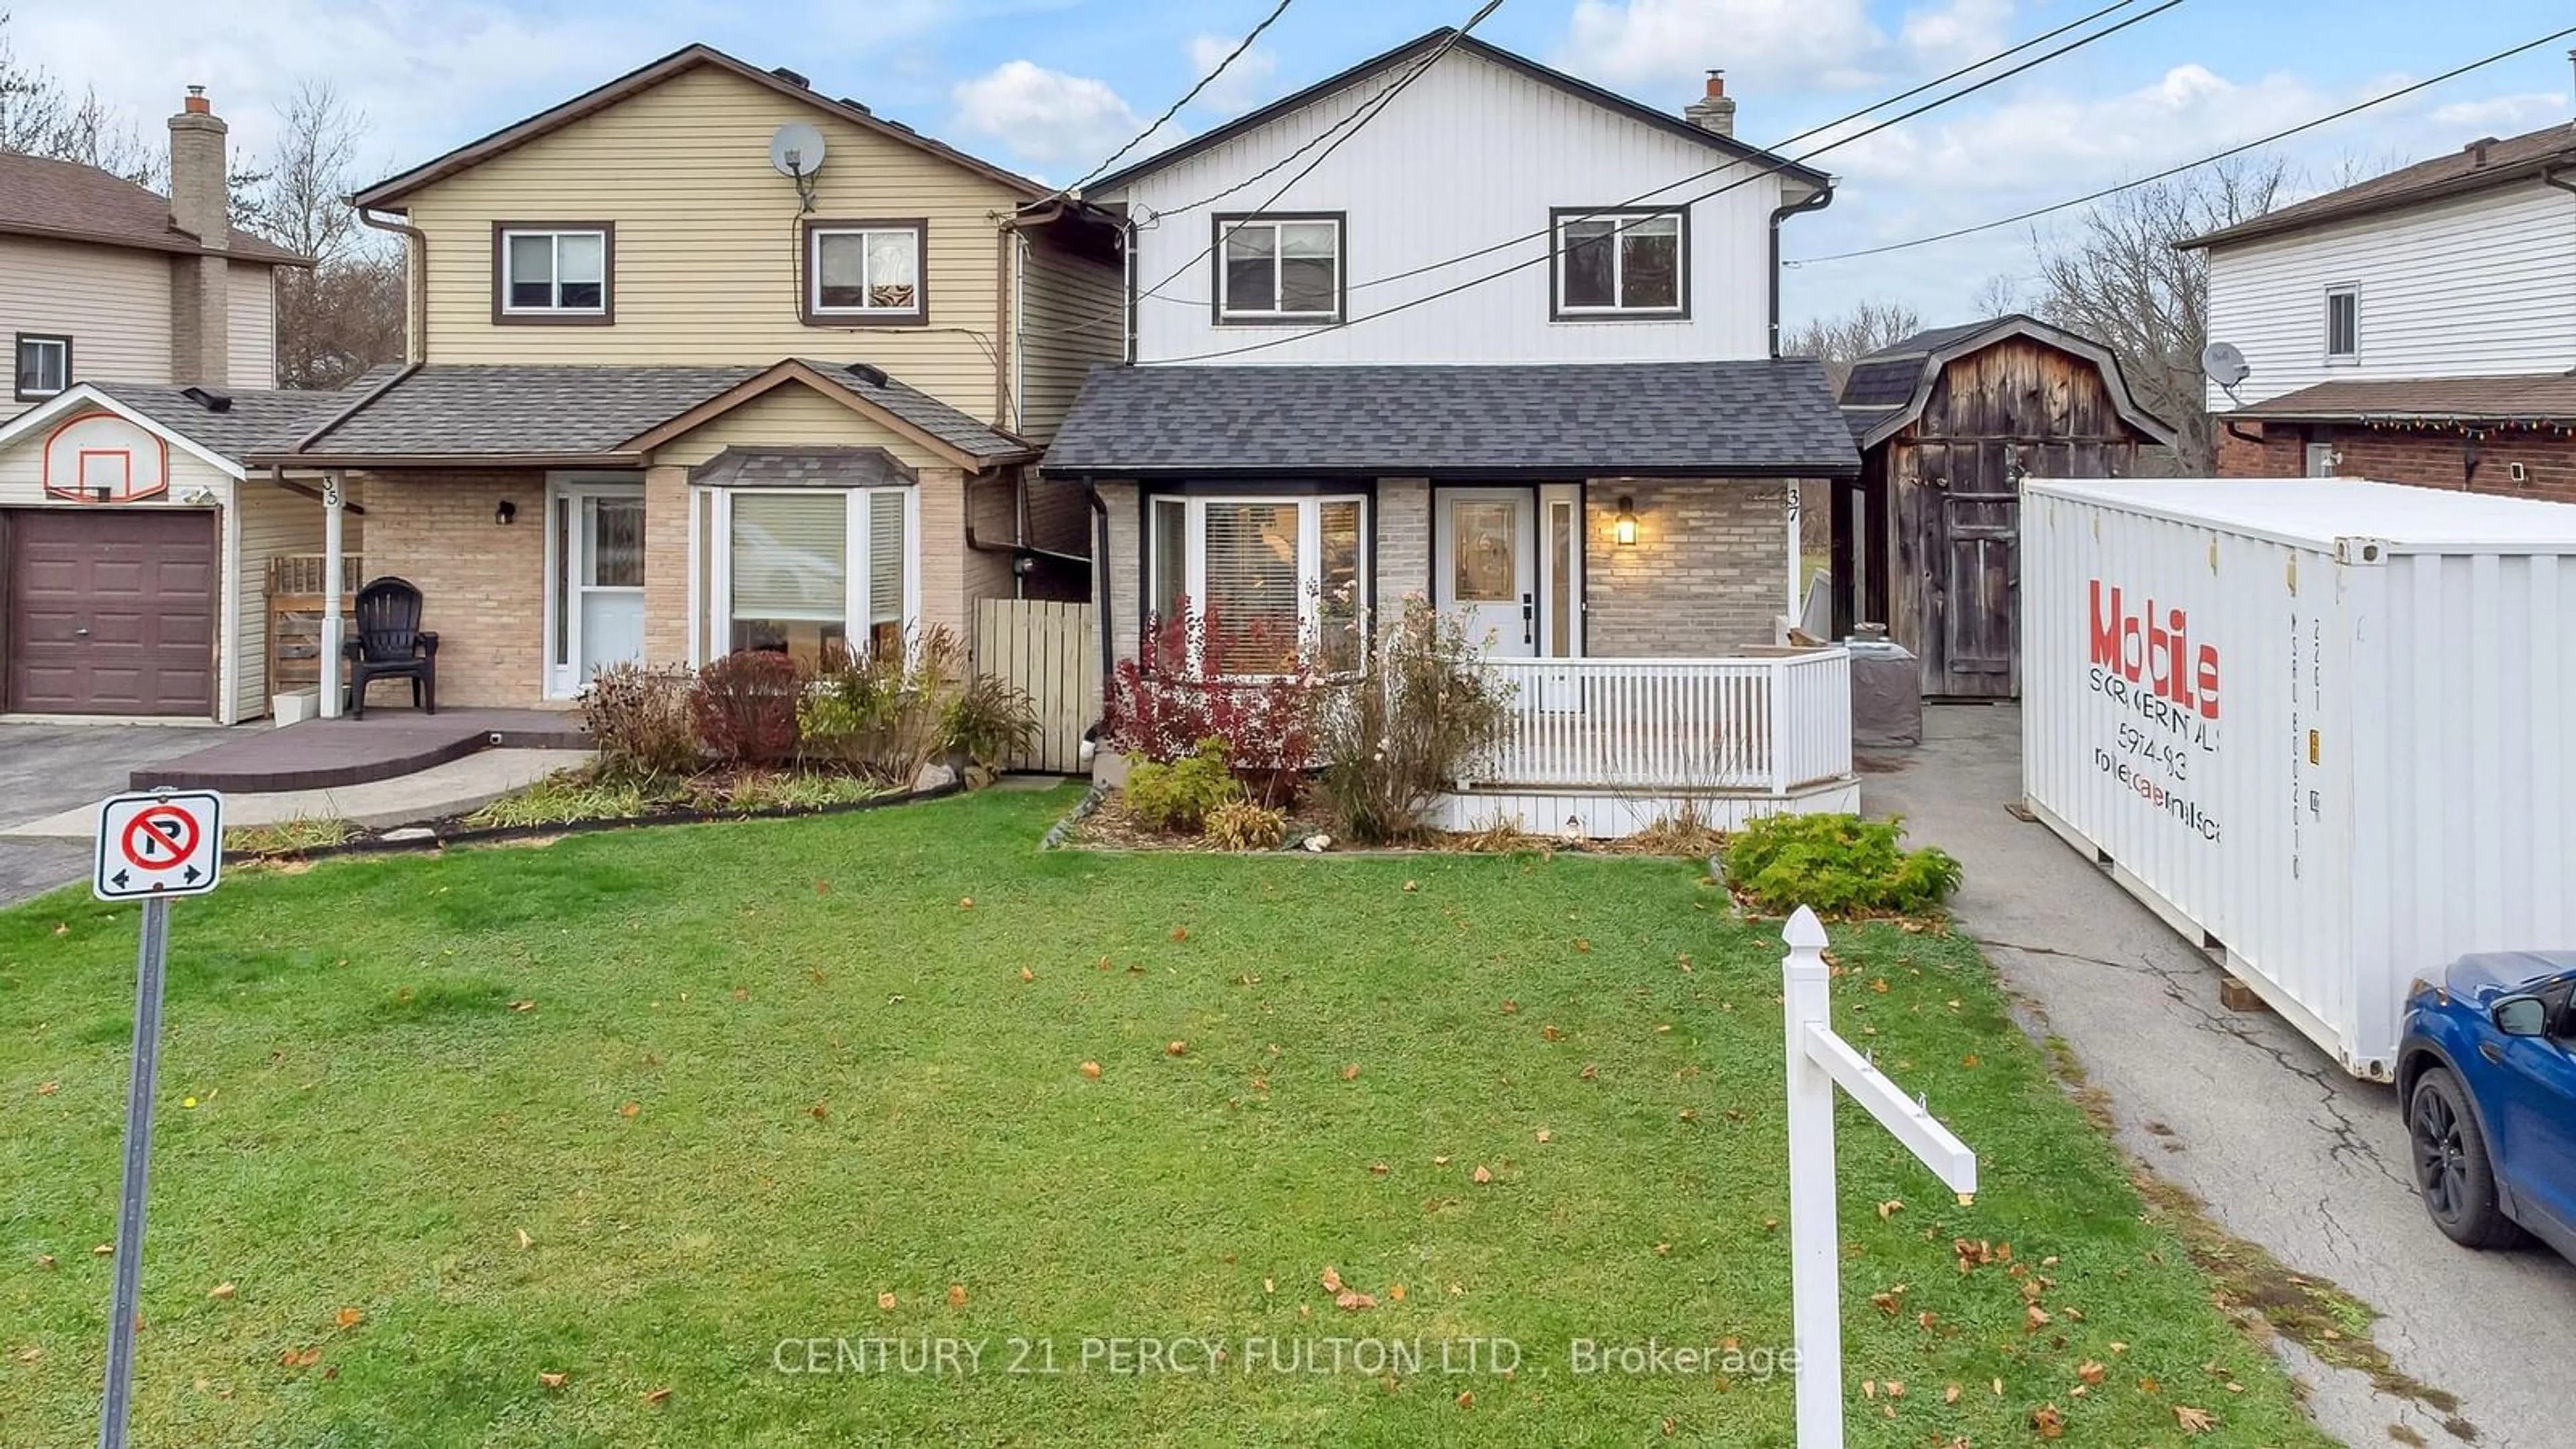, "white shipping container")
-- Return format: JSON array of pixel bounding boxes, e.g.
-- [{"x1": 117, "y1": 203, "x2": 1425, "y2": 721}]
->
[{"x1": 2021, "y1": 478, "x2": 2576, "y2": 1079}]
